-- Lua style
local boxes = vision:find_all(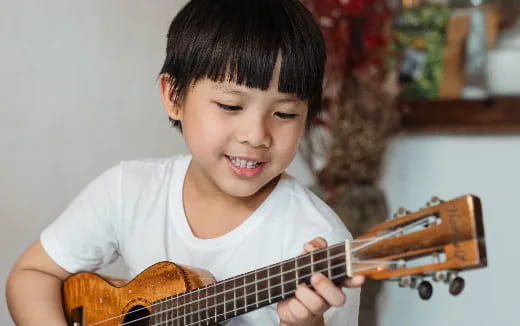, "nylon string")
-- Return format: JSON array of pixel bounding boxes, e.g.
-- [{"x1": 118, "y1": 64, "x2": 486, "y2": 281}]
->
[{"x1": 85, "y1": 249, "x2": 347, "y2": 326}]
